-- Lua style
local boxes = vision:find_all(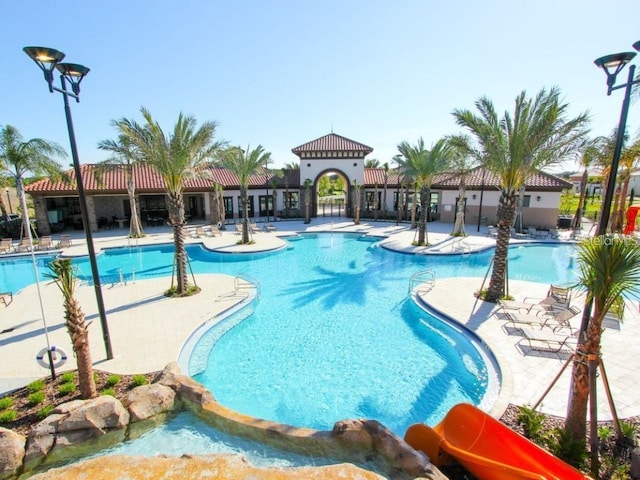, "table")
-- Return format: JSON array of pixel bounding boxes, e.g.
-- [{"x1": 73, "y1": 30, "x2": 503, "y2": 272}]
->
[{"x1": 115, "y1": 218, "x2": 129, "y2": 229}]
